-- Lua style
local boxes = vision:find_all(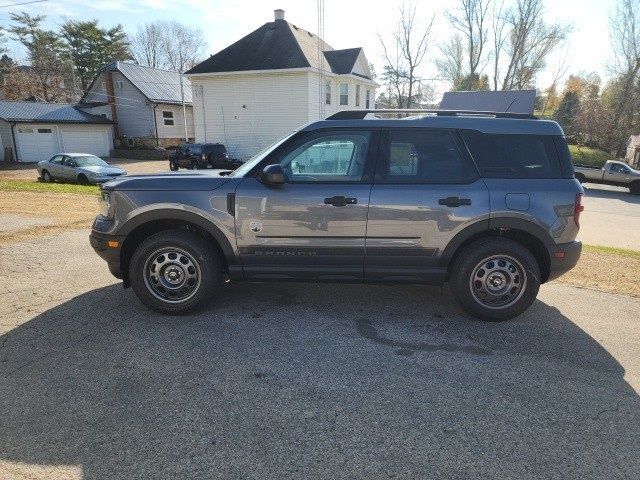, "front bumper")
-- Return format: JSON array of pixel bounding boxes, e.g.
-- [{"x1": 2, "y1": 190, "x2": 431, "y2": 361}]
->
[
  {"x1": 89, "y1": 224, "x2": 125, "y2": 279},
  {"x1": 547, "y1": 240, "x2": 582, "y2": 281}
]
